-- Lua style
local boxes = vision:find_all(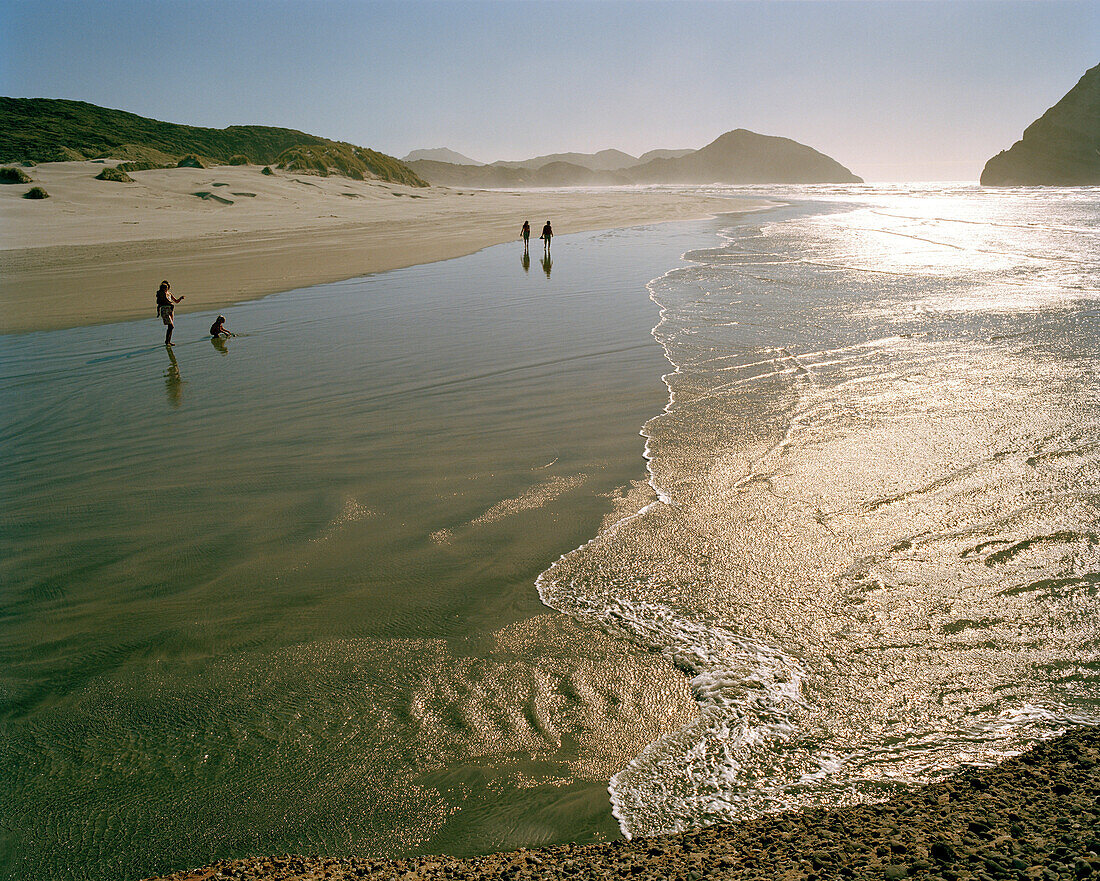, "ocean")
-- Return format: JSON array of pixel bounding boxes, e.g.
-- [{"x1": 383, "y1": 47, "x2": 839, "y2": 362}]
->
[
  {"x1": 1, "y1": 185, "x2": 1098, "y2": 880},
  {"x1": 539, "y1": 183, "x2": 1100, "y2": 835}
]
